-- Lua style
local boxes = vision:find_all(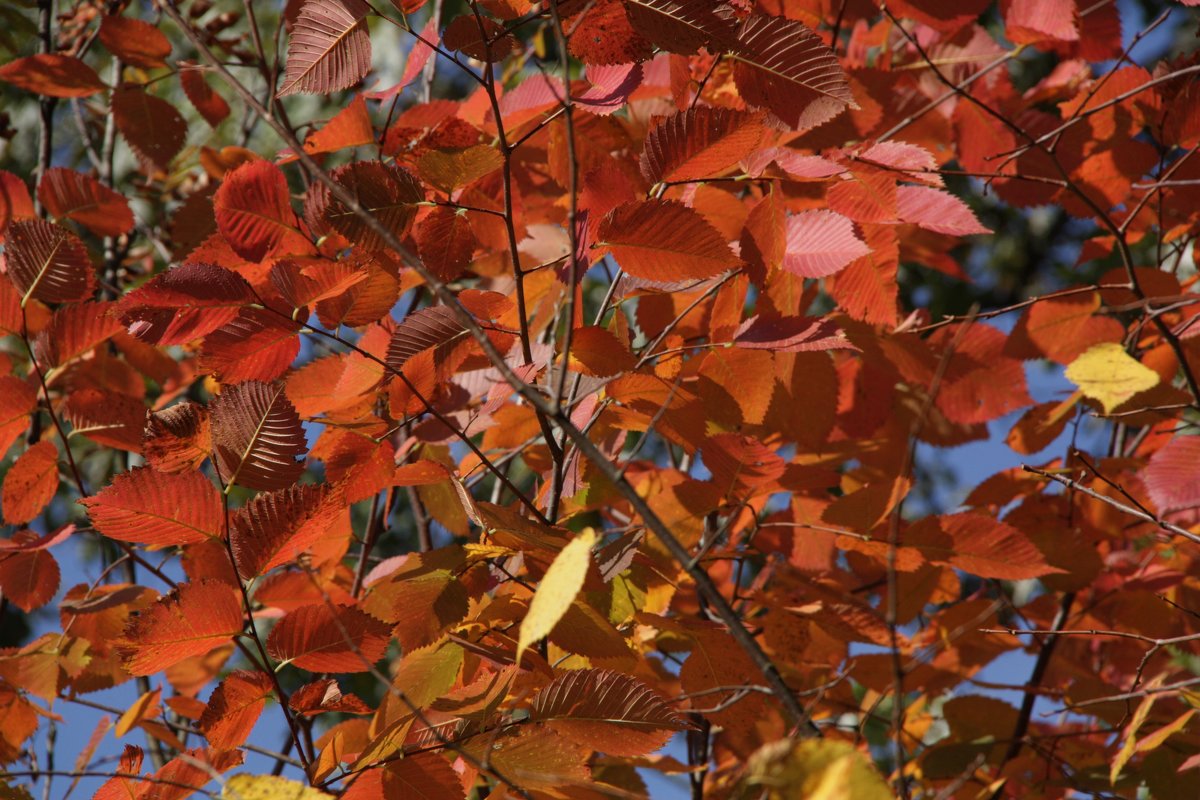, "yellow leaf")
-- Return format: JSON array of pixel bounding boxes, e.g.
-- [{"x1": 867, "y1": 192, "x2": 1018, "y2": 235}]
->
[
  {"x1": 741, "y1": 739, "x2": 892, "y2": 800},
  {"x1": 1136, "y1": 708, "x2": 1195, "y2": 753},
  {"x1": 1064, "y1": 343, "x2": 1159, "y2": 414},
  {"x1": 115, "y1": 687, "x2": 160, "y2": 738},
  {"x1": 223, "y1": 774, "x2": 332, "y2": 800},
  {"x1": 516, "y1": 528, "x2": 597, "y2": 661}
]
